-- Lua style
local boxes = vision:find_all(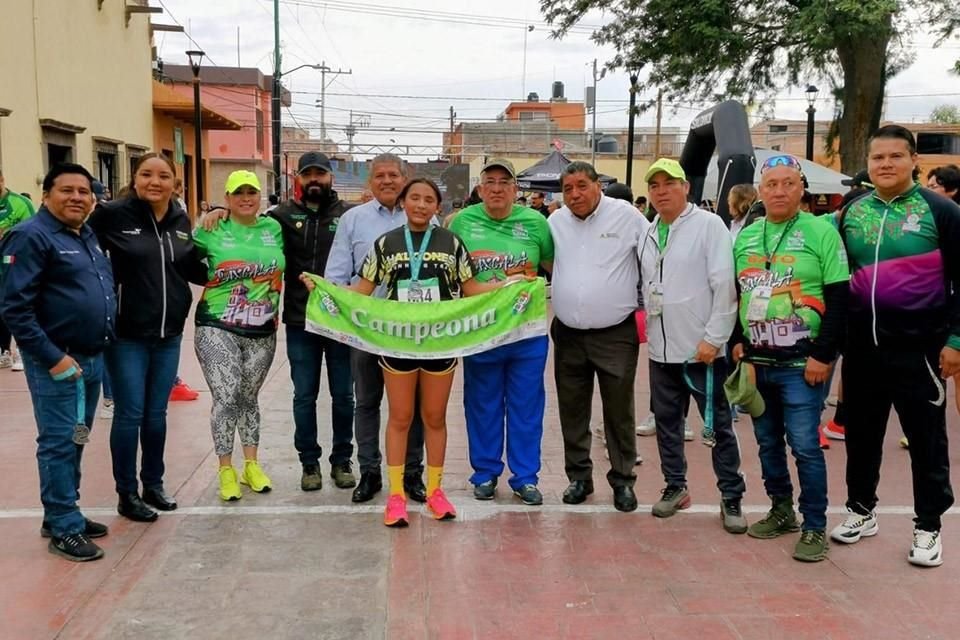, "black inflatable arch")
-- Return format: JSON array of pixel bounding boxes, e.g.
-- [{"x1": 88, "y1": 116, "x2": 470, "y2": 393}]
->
[{"x1": 678, "y1": 100, "x2": 756, "y2": 225}]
